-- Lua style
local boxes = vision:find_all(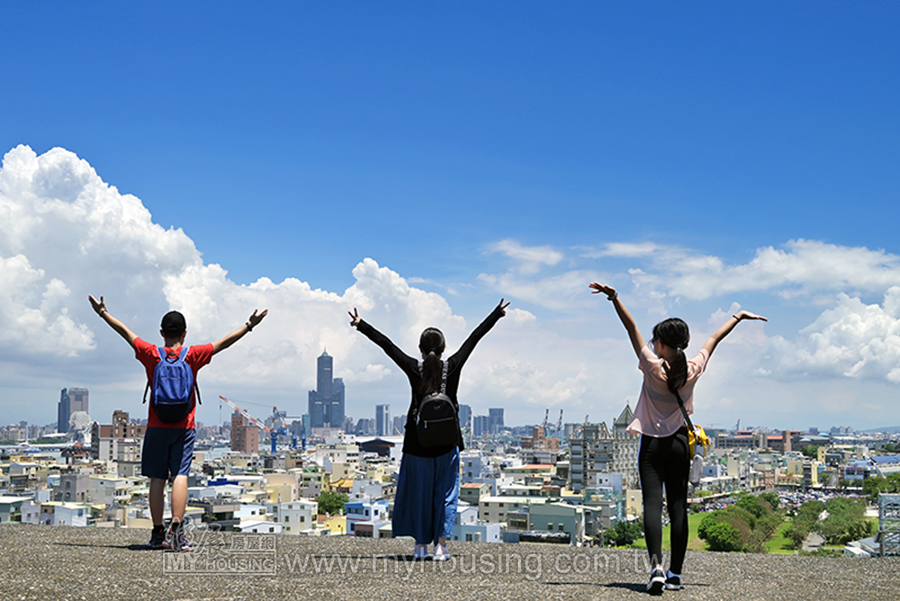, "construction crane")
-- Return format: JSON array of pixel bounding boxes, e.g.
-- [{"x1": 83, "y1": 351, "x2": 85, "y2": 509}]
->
[
  {"x1": 584, "y1": 414, "x2": 589, "y2": 425},
  {"x1": 555, "y1": 409, "x2": 564, "y2": 437},
  {"x1": 541, "y1": 408, "x2": 549, "y2": 435},
  {"x1": 270, "y1": 406, "x2": 306, "y2": 450},
  {"x1": 219, "y1": 396, "x2": 298, "y2": 454}
]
